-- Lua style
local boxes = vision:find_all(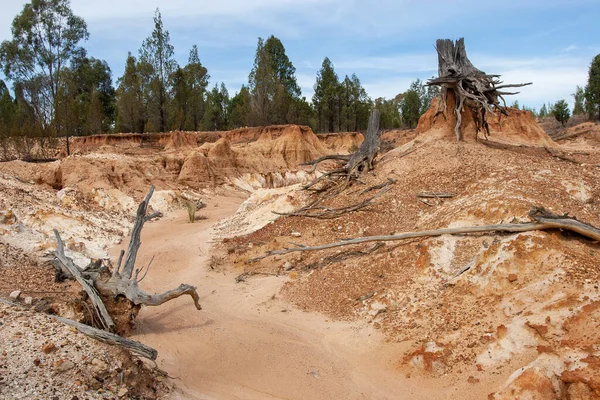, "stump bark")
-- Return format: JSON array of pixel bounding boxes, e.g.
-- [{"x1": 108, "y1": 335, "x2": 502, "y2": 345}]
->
[{"x1": 427, "y1": 38, "x2": 531, "y2": 143}]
